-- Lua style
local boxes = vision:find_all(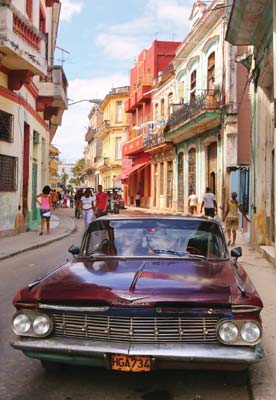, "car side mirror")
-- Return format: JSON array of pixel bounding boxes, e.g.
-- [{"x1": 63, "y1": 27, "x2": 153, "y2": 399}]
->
[
  {"x1": 68, "y1": 244, "x2": 80, "y2": 255},
  {"x1": 231, "y1": 246, "x2": 242, "y2": 259}
]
